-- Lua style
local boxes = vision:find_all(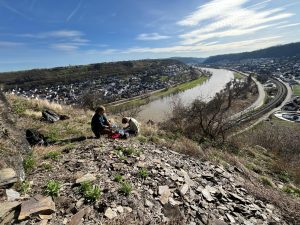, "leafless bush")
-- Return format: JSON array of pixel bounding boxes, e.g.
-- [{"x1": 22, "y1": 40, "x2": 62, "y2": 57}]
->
[
  {"x1": 79, "y1": 91, "x2": 107, "y2": 110},
  {"x1": 162, "y1": 92, "x2": 234, "y2": 142}
]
